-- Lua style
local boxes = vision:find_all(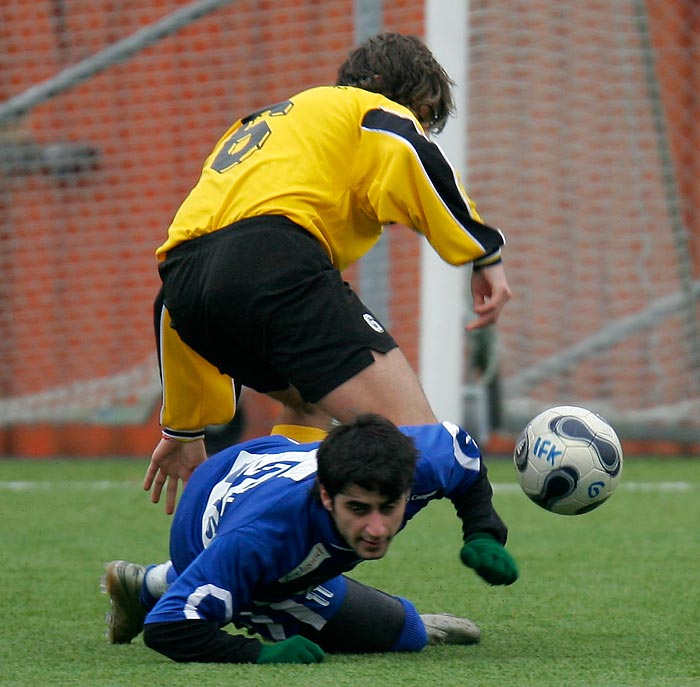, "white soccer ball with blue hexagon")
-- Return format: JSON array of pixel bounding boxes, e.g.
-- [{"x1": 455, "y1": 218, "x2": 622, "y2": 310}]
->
[{"x1": 513, "y1": 405, "x2": 623, "y2": 515}]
